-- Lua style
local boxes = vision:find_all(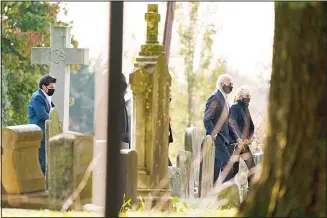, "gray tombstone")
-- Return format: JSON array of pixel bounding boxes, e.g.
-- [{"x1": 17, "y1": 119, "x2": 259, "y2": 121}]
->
[
  {"x1": 184, "y1": 127, "x2": 202, "y2": 195},
  {"x1": 168, "y1": 166, "x2": 183, "y2": 197},
  {"x1": 199, "y1": 135, "x2": 215, "y2": 198},
  {"x1": 217, "y1": 181, "x2": 240, "y2": 209},
  {"x1": 92, "y1": 140, "x2": 107, "y2": 208},
  {"x1": 176, "y1": 150, "x2": 194, "y2": 199},
  {"x1": 119, "y1": 149, "x2": 138, "y2": 207},
  {"x1": 45, "y1": 108, "x2": 63, "y2": 188},
  {"x1": 48, "y1": 132, "x2": 93, "y2": 209}
]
